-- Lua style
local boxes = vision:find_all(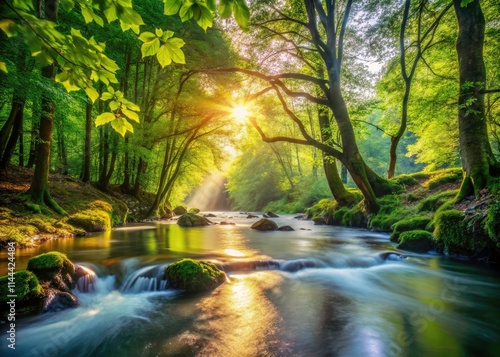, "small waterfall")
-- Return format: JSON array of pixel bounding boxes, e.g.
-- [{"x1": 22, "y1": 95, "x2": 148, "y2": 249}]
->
[
  {"x1": 74, "y1": 265, "x2": 98, "y2": 293},
  {"x1": 120, "y1": 264, "x2": 168, "y2": 293}
]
